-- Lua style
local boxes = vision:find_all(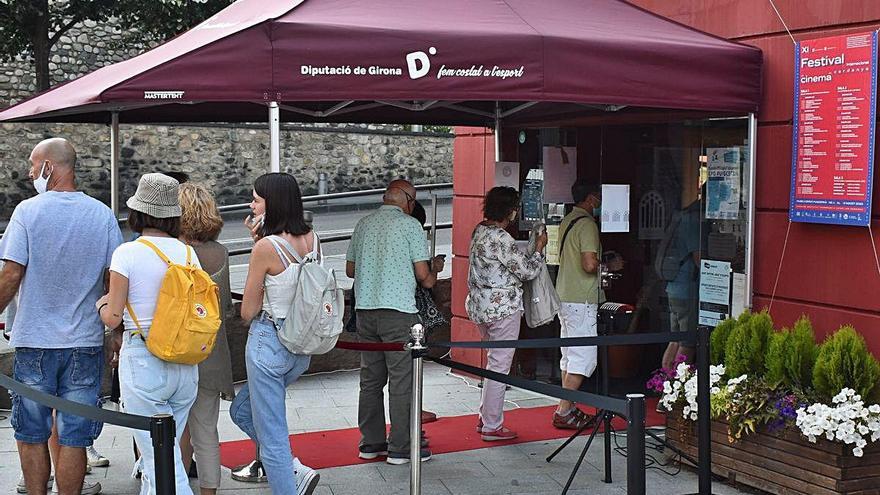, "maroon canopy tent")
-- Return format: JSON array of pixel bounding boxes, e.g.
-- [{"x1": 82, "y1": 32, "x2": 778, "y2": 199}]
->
[{"x1": 0, "y1": 0, "x2": 762, "y2": 125}]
